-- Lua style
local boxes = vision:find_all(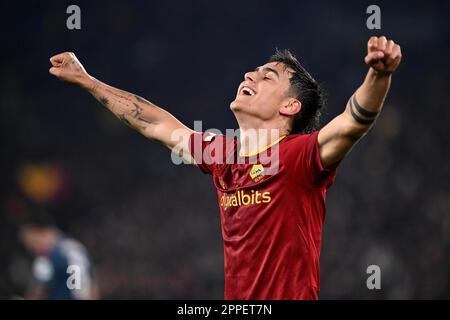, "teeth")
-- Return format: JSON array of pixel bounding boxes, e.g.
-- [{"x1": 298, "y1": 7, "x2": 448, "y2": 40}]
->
[{"x1": 242, "y1": 87, "x2": 255, "y2": 96}]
